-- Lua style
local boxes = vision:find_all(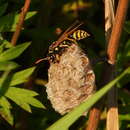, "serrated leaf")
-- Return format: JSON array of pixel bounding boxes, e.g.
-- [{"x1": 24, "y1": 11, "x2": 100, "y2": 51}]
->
[
  {"x1": 6, "y1": 87, "x2": 38, "y2": 97},
  {"x1": 5, "y1": 87, "x2": 45, "y2": 112},
  {"x1": 0, "y1": 43, "x2": 5, "y2": 54},
  {"x1": 10, "y1": 67, "x2": 35, "y2": 86},
  {"x1": 0, "y1": 69, "x2": 12, "y2": 97},
  {"x1": 47, "y1": 67, "x2": 130, "y2": 130},
  {"x1": 26, "y1": 97, "x2": 45, "y2": 108},
  {"x1": 6, "y1": 91, "x2": 32, "y2": 112},
  {"x1": 0, "y1": 3, "x2": 8, "y2": 17},
  {"x1": 0, "y1": 11, "x2": 37, "y2": 32},
  {"x1": 0, "y1": 42, "x2": 31, "y2": 61},
  {"x1": 2, "y1": 40, "x2": 13, "y2": 48},
  {"x1": 0, "y1": 61, "x2": 19, "y2": 71},
  {"x1": 0, "y1": 96, "x2": 11, "y2": 109},
  {"x1": 0, "y1": 97, "x2": 13, "y2": 125}
]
